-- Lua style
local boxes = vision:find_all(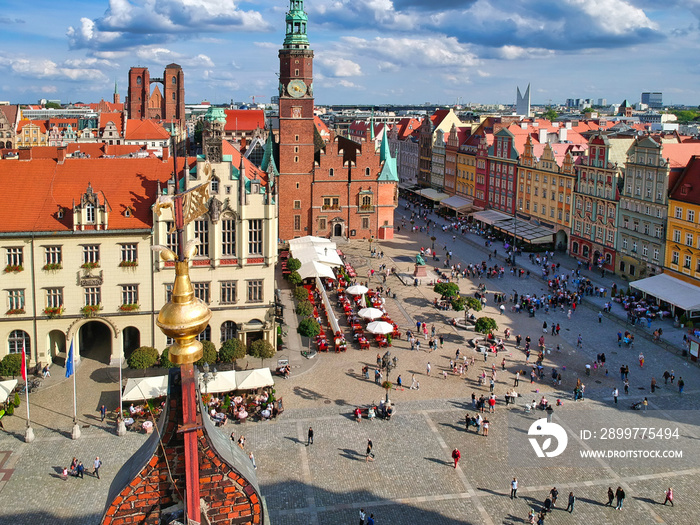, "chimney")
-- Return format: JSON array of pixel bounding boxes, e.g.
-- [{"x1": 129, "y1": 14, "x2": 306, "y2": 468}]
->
[
  {"x1": 539, "y1": 128, "x2": 548, "y2": 144},
  {"x1": 18, "y1": 148, "x2": 32, "y2": 161},
  {"x1": 558, "y1": 128, "x2": 568, "y2": 142},
  {"x1": 162, "y1": 146, "x2": 169, "y2": 161},
  {"x1": 57, "y1": 146, "x2": 67, "y2": 164}
]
